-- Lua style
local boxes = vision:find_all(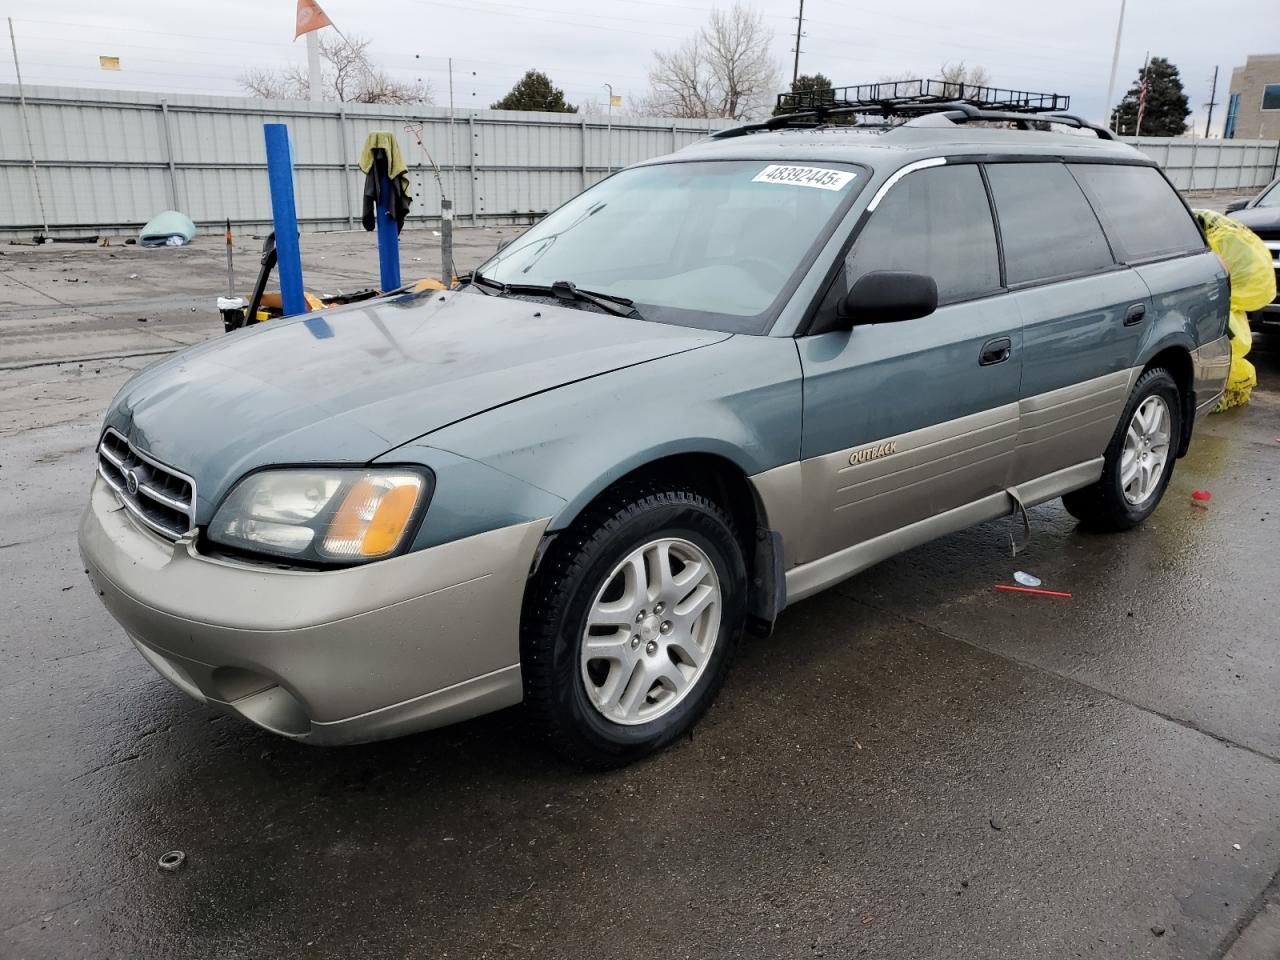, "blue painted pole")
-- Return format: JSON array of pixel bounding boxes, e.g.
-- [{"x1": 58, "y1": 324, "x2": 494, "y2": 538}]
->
[
  {"x1": 375, "y1": 163, "x2": 401, "y2": 291},
  {"x1": 263, "y1": 123, "x2": 306, "y2": 317}
]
